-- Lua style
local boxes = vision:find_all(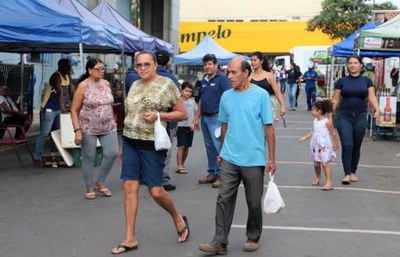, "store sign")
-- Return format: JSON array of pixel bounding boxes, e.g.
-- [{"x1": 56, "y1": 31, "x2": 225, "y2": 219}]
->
[
  {"x1": 179, "y1": 22, "x2": 338, "y2": 53},
  {"x1": 381, "y1": 38, "x2": 400, "y2": 49},
  {"x1": 180, "y1": 25, "x2": 232, "y2": 44},
  {"x1": 364, "y1": 37, "x2": 382, "y2": 49}
]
